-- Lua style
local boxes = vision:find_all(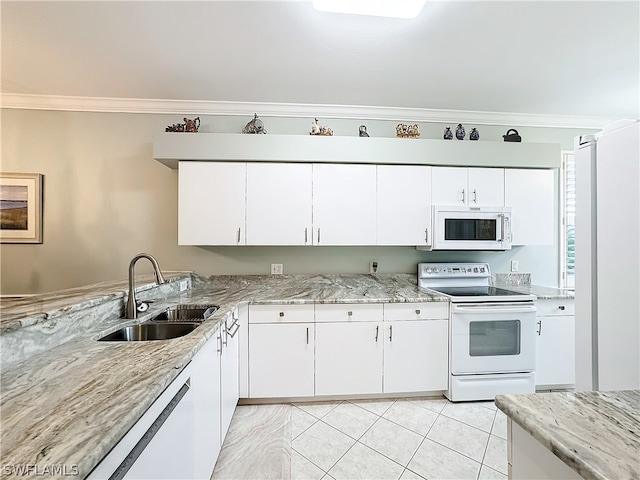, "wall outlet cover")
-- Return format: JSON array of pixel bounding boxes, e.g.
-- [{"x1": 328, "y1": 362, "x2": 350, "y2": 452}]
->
[
  {"x1": 271, "y1": 264, "x2": 284, "y2": 275},
  {"x1": 511, "y1": 260, "x2": 519, "y2": 272}
]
